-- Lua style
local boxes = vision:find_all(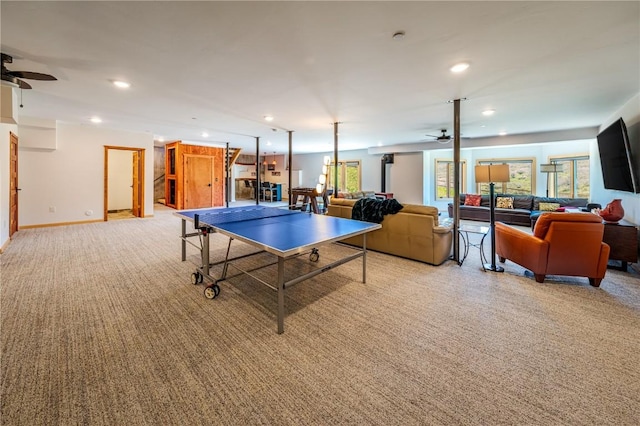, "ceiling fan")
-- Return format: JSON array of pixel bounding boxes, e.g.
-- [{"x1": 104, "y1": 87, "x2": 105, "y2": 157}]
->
[
  {"x1": 1, "y1": 53, "x2": 57, "y2": 90},
  {"x1": 426, "y1": 129, "x2": 454, "y2": 144}
]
